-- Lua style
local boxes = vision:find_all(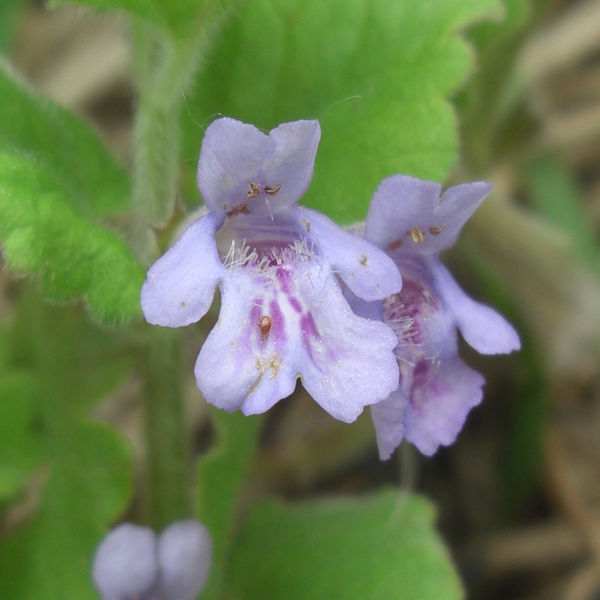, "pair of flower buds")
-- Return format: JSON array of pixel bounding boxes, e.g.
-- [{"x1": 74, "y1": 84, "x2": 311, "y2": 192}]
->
[{"x1": 142, "y1": 117, "x2": 520, "y2": 460}]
